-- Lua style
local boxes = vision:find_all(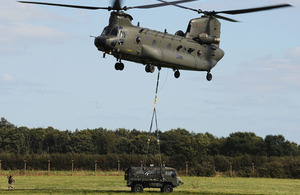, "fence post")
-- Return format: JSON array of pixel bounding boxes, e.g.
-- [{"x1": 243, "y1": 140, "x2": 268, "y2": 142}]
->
[
  {"x1": 0, "y1": 160, "x2": 2, "y2": 175},
  {"x1": 118, "y1": 160, "x2": 120, "y2": 176},
  {"x1": 229, "y1": 162, "x2": 232, "y2": 177},
  {"x1": 94, "y1": 160, "x2": 97, "y2": 176},
  {"x1": 185, "y1": 161, "x2": 188, "y2": 176},
  {"x1": 48, "y1": 160, "x2": 51, "y2": 174},
  {"x1": 71, "y1": 160, "x2": 74, "y2": 176},
  {"x1": 24, "y1": 160, "x2": 27, "y2": 174},
  {"x1": 252, "y1": 163, "x2": 255, "y2": 175}
]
